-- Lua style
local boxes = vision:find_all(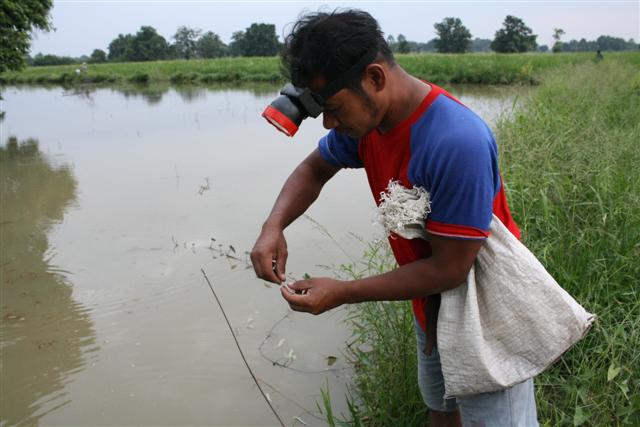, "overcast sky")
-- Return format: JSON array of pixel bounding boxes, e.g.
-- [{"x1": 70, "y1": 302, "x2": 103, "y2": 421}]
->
[{"x1": 30, "y1": 0, "x2": 640, "y2": 57}]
